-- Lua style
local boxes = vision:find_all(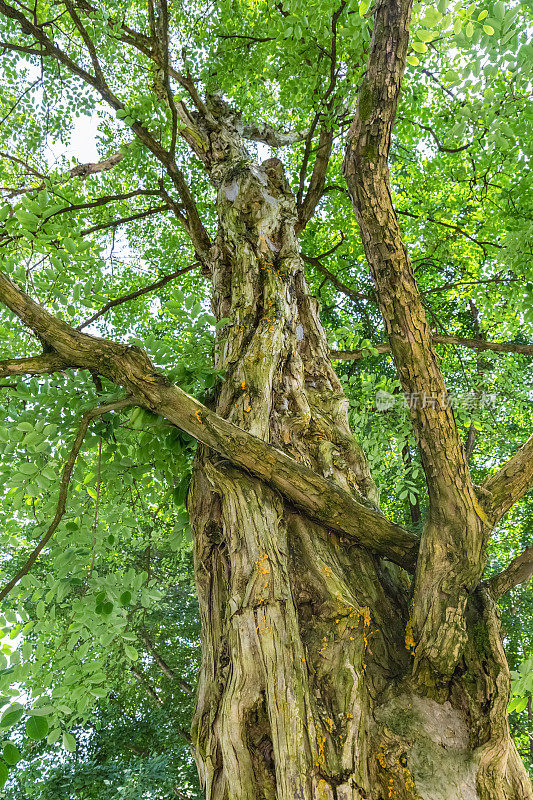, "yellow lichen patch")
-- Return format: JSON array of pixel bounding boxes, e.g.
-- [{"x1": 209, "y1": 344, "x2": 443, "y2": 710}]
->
[
  {"x1": 358, "y1": 606, "x2": 371, "y2": 627},
  {"x1": 254, "y1": 553, "x2": 270, "y2": 576},
  {"x1": 376, "y1": 744, "x2": 387, "y2": 770},
  {"x1": 402, "y1": 767, "x2": 415, "y2": 791},
  {"x1": 388, "y1": 777, "x2": 395, "y2": 798},
  {"x1": 325, "y1": 717, "x2": 334, "y2": 732},
  {"x1": 405, "y1": 618, "x2": 416, "y2": 653},
  {"x1": 316, "y1": 733, "x2": 326, "y2": 766},
  {"x1": 319, "y1": 635, "x2": 329, "y2": 656}
]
